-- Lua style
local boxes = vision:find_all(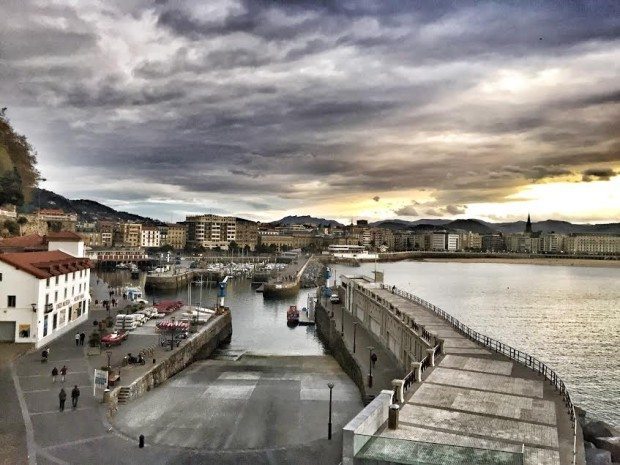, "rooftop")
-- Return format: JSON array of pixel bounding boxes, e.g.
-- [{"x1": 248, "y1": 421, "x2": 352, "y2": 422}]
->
[{"x1": 0, "y1": 251, "x2": 92, "y2": 279}]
